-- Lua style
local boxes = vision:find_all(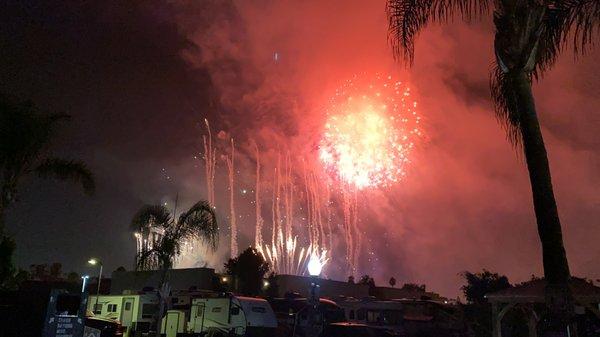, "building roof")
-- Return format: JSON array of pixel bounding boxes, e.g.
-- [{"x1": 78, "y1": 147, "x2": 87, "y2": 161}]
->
[{"x1": 486, "y1": 277, "x2": 600, "y2": 303}]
